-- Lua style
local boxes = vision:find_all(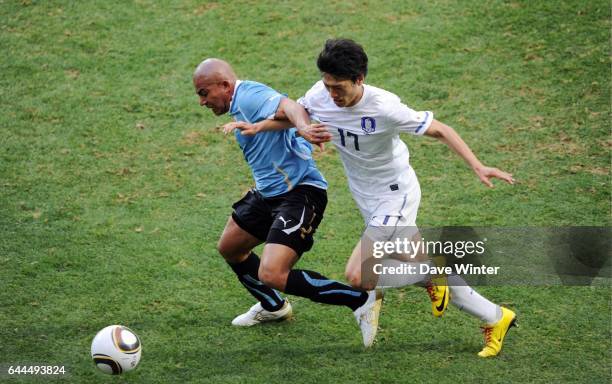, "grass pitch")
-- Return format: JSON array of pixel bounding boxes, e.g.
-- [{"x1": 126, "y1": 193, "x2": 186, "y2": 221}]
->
[{"x1": 1, "y1": 1, "x2": 610, "y2": 383}]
